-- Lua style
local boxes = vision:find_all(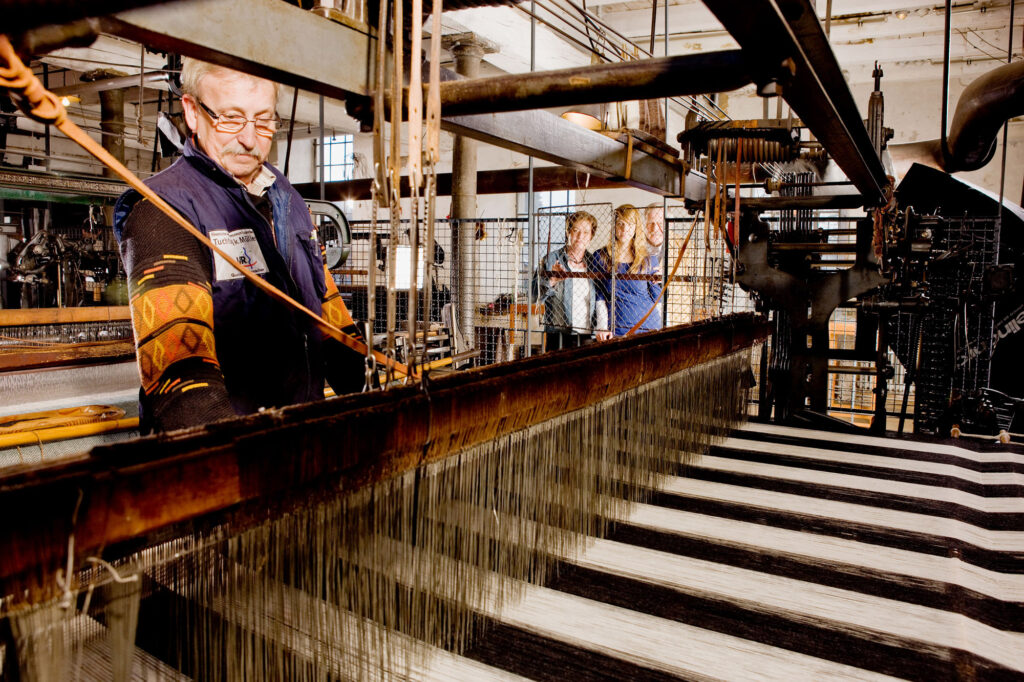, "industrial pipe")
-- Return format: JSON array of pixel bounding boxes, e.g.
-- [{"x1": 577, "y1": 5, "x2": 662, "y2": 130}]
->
[
  {"x1": 945, "y1": 60, "x2": 1024, "y2": 172},
  {"x1": 437, "y1": 50, "x2": 754, "y2": 118},
  {"x1": 893, "y1": 60, "x2": 1024, "y2": 176},
  {"x1": 52, "y1": 71, "x2": 170, "y2": 98}
]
